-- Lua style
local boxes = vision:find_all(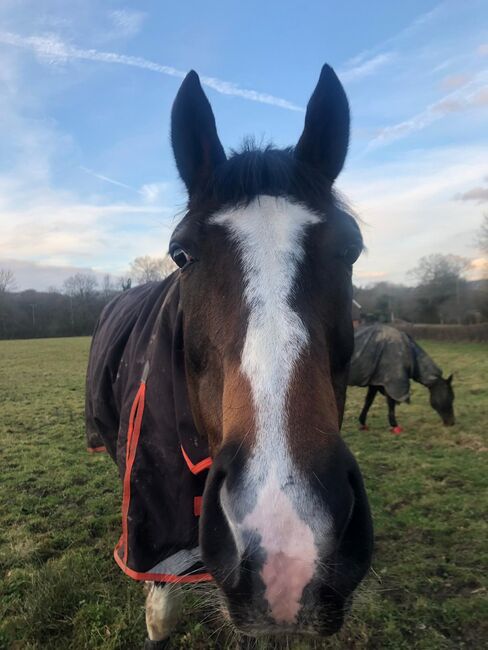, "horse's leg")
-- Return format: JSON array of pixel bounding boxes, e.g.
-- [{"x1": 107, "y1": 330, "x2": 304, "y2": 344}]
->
[
  {"x1": 387, "y1": 395, "x2": 403, "y2": 434},
  {"x1": 359, "y1": 386, "x2": 378, "y2": 430},
  {"x1": 144, "y1": 582, "x2": 183, "y2": 648}
]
